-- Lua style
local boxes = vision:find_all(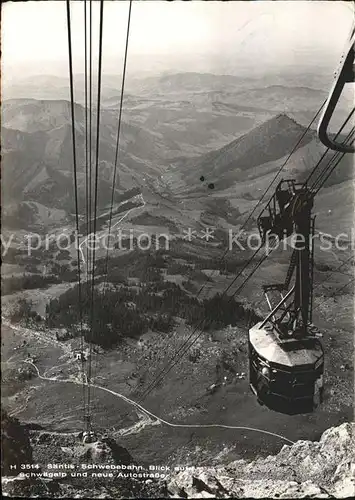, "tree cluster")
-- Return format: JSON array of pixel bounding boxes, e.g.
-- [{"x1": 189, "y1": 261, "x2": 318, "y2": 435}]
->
[{"x1": 46, "y1": 276, "x2": 258, "y2": 349}]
